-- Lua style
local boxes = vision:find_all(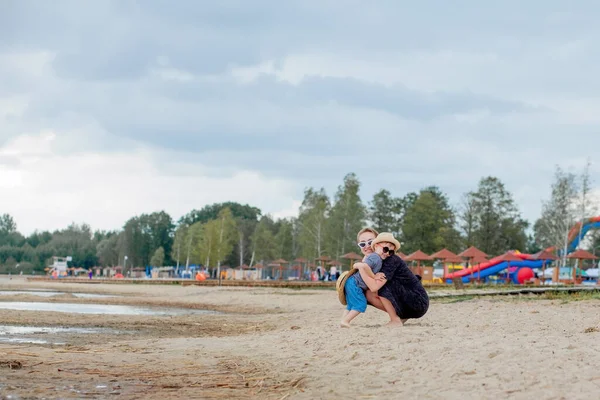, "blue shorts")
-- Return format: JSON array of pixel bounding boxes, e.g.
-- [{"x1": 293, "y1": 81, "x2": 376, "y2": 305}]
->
[{"x1": 345, "y1": 276, "x2": 367, "y2": 313}]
